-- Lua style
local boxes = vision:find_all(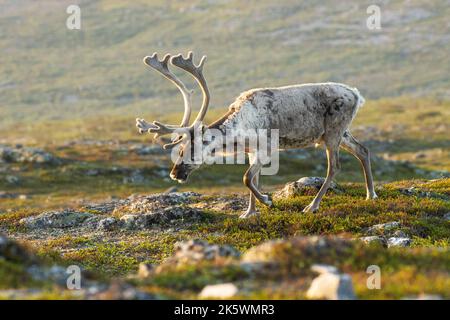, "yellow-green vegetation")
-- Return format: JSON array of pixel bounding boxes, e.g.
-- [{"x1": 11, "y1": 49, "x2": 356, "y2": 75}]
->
[{"x1": 1, "y1": 178, "x2": 449, "y2": 299}]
